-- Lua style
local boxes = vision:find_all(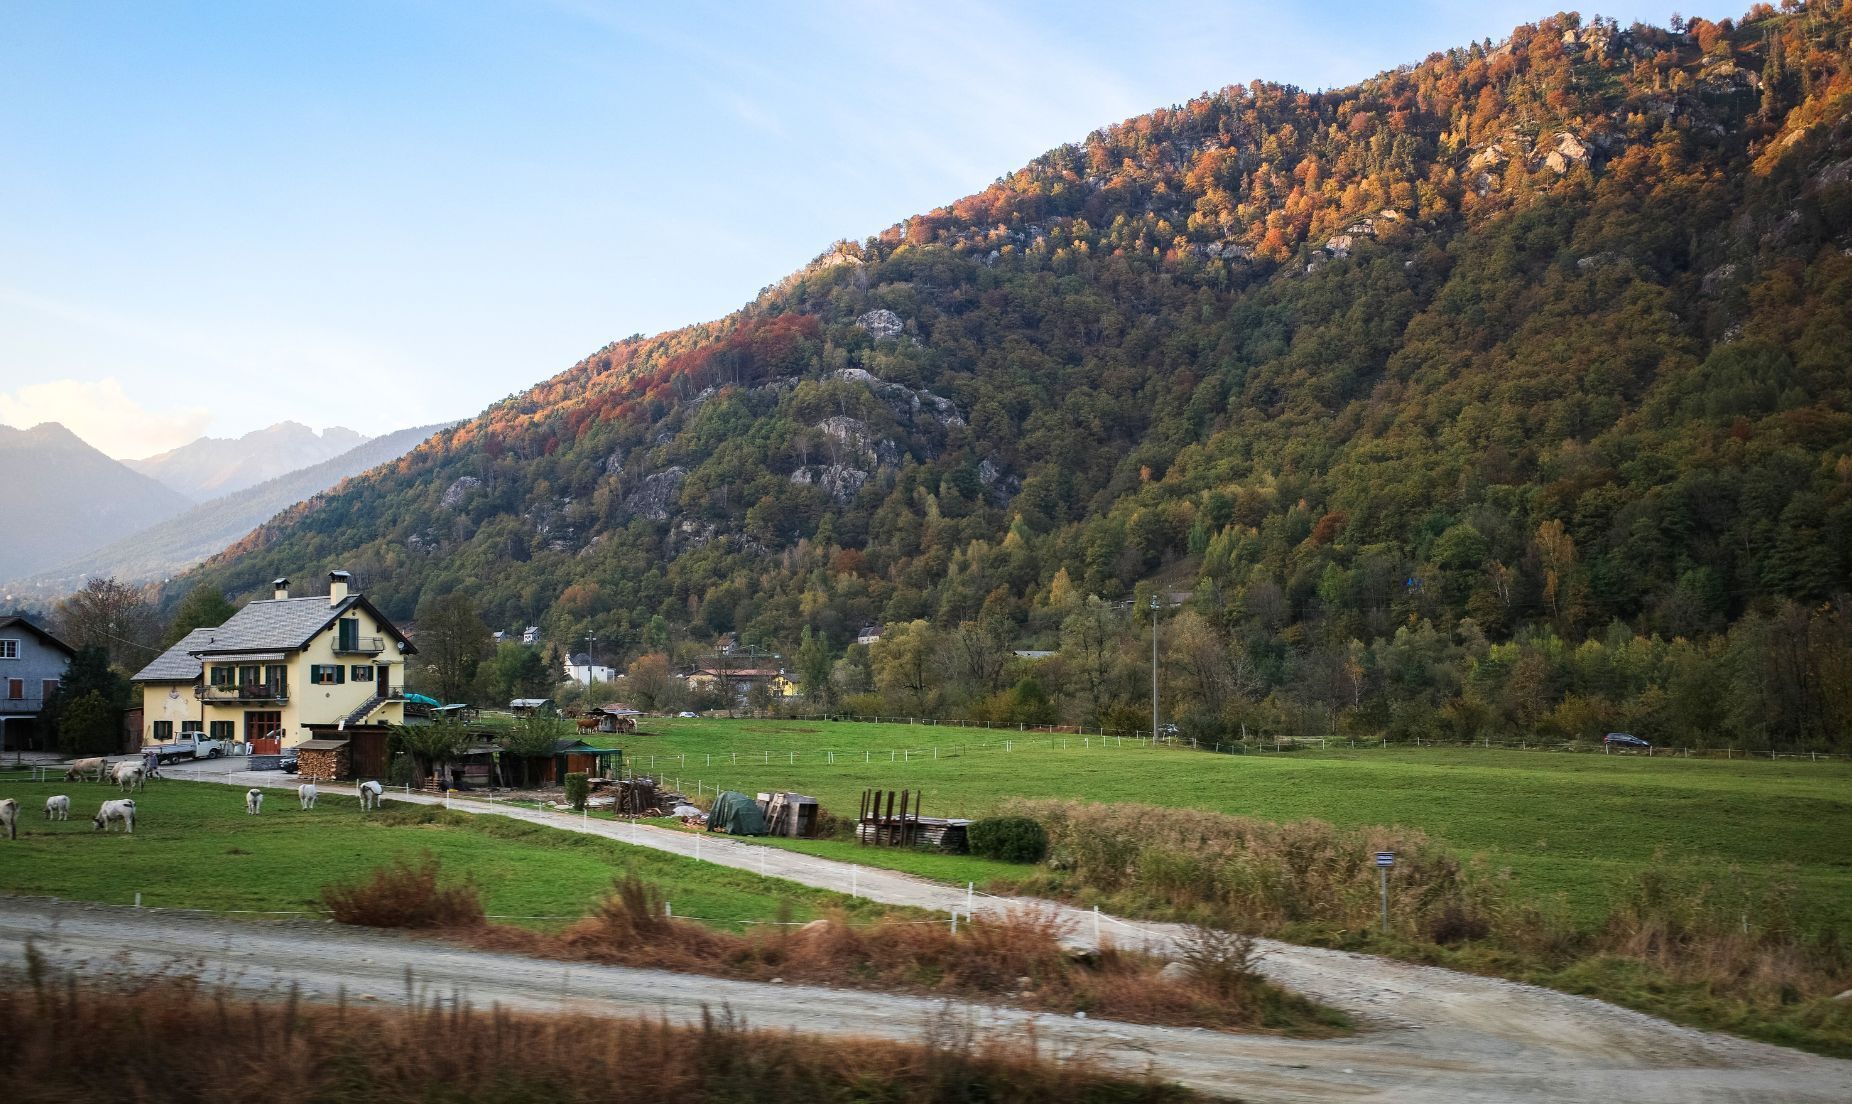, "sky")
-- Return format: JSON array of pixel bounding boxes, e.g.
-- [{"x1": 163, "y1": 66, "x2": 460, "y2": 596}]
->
[{"x1": 1, "y1": 1, "x2": 1732, "y2": 459}]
